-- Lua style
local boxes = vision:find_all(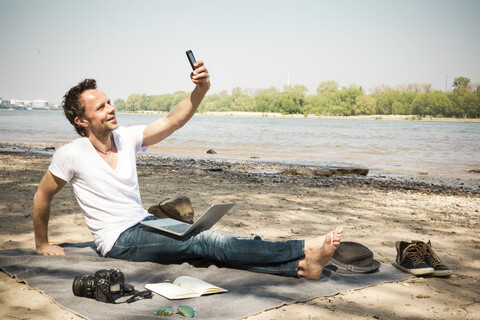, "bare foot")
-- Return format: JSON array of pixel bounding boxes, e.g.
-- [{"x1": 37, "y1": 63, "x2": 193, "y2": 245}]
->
[{"x1": 298, "y1": 226, "x2": 343, "y2": 280}]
